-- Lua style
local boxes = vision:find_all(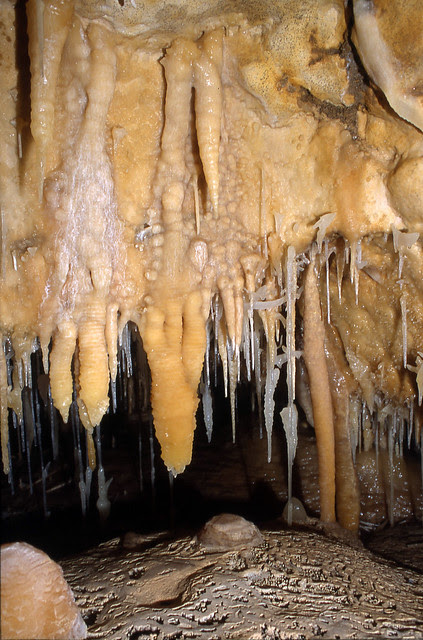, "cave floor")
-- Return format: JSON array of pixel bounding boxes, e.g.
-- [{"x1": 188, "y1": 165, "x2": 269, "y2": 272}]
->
[{"x1": 61, "y1": 521, "x2": 423, "y2": 640}]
